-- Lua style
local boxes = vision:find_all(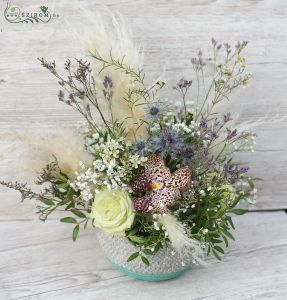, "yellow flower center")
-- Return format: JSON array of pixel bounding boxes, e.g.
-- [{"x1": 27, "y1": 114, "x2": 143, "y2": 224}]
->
[{"x1": 151, "y1": 181, "x2": 163, "y2": 192}]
